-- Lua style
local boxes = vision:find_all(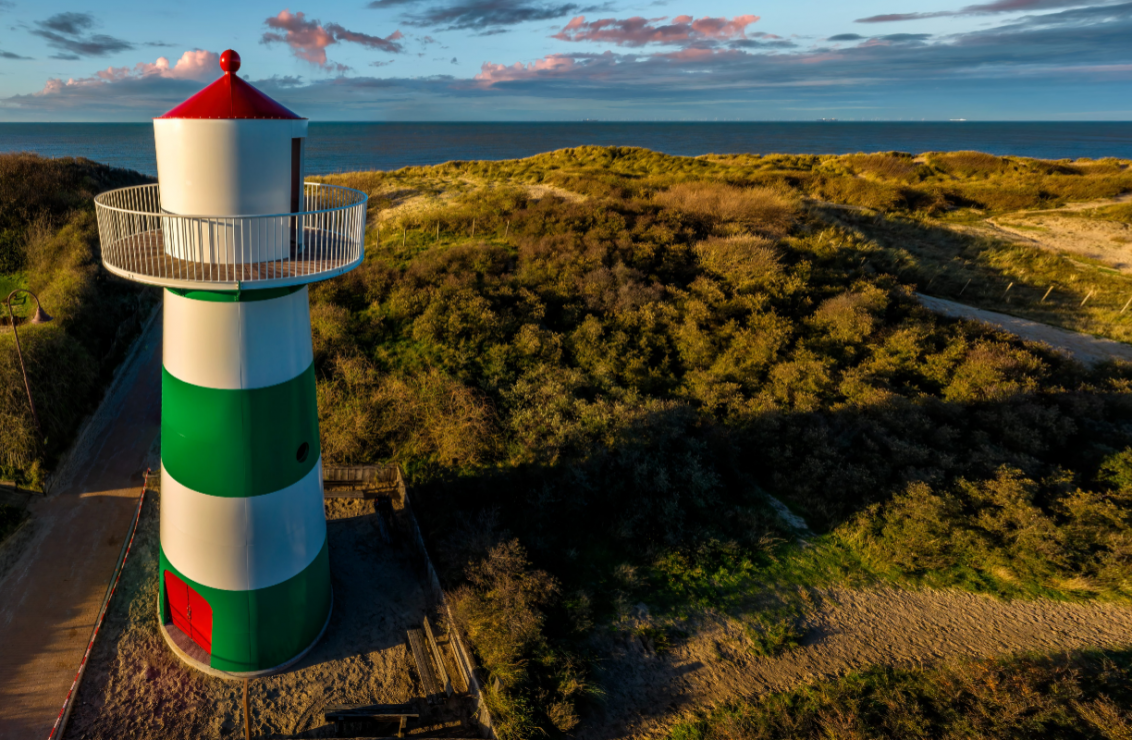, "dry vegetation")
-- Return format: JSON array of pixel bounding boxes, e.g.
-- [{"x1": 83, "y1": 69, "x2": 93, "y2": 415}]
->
[
  {"x1": 303, "y1": 146, "x2": 1132, "y2": 737},
  {"x1": 0, "y1": 153, "x2": 154, "y2": 489},
  {"x1": 6, "y1": 146, "x2": 1132, "y2": 737}
]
